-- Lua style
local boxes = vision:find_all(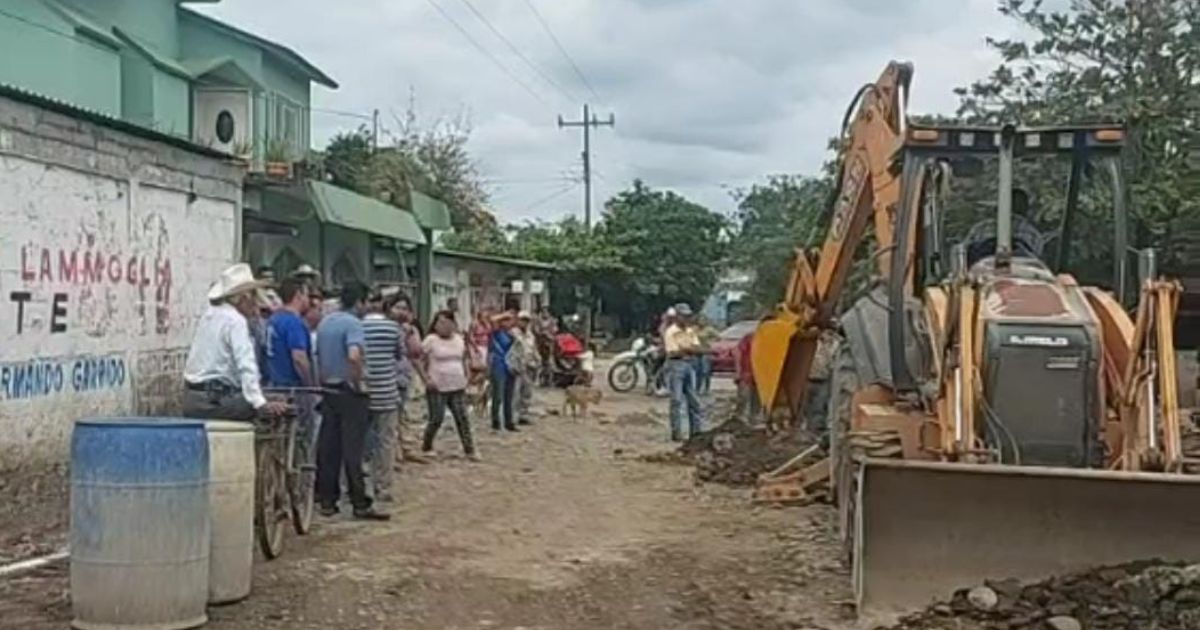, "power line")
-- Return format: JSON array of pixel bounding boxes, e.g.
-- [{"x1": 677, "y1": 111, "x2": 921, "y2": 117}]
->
[
  {"x1": 422, "y1": 0, "x2": 551, "y2": 111},
  {"x1": 519, "y1": 0, "x2": 601, "y2": 103},
  {"x1": 0, "y1": 7, "x2": 115, "y2": 55},
  {"x1": 455, "y1": 0, "x2": 578, "y2": 104},
  {"x1": 519, "y1": 182, "x2": 579, "y2": 214}
]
